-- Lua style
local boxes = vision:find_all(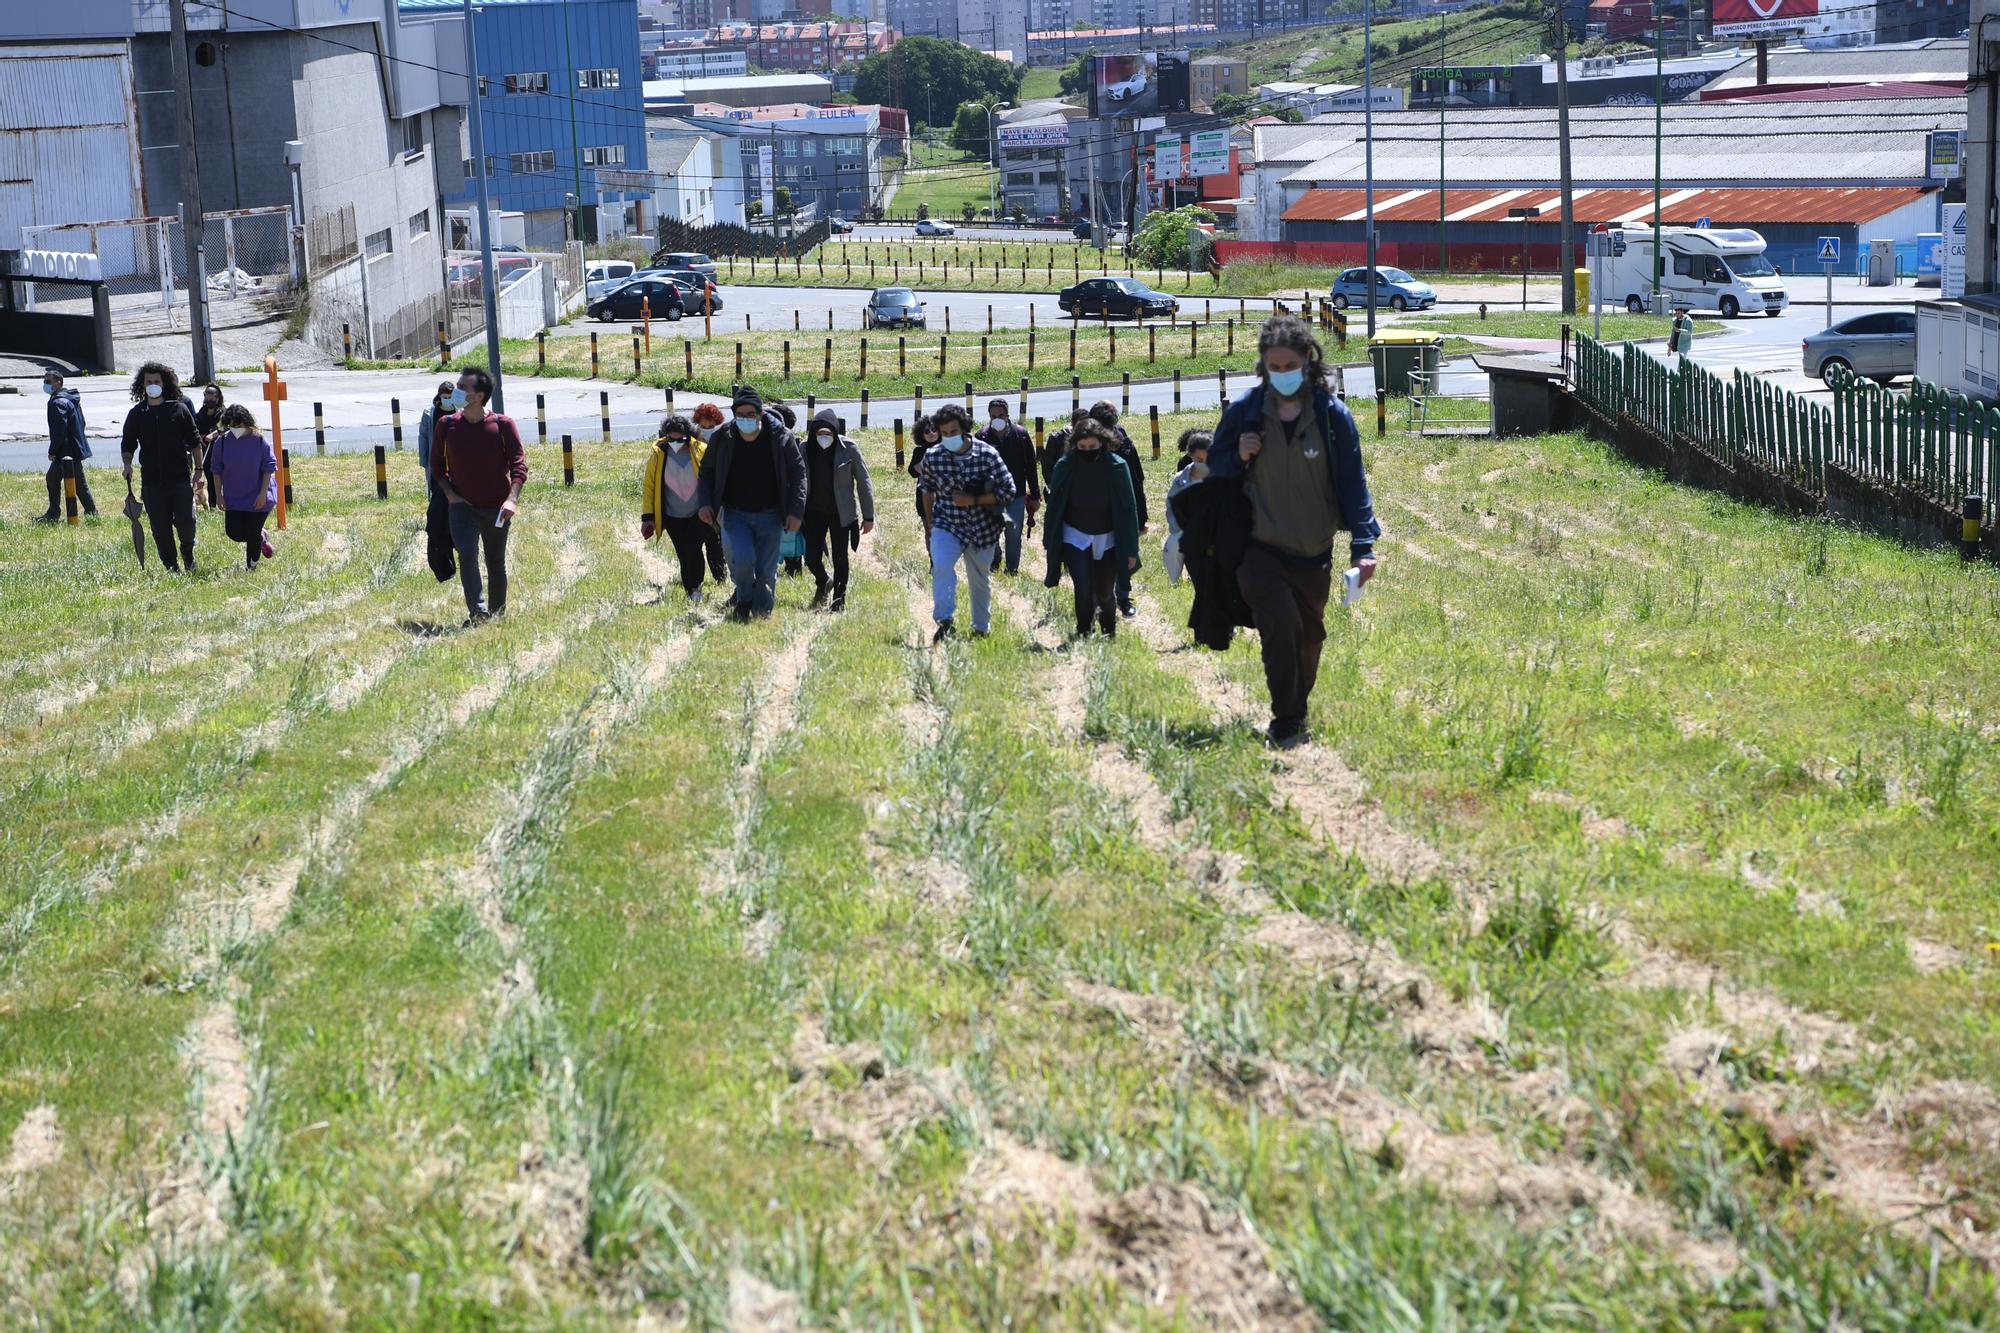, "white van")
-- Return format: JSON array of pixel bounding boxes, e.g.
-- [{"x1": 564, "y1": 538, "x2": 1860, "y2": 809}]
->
[
  {"x1": 1596, "y1": 225, "x2": 1789, "y2": 318},
  {"x1": 585, "y1": 260, "x2": 636, "y2": 302}
]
